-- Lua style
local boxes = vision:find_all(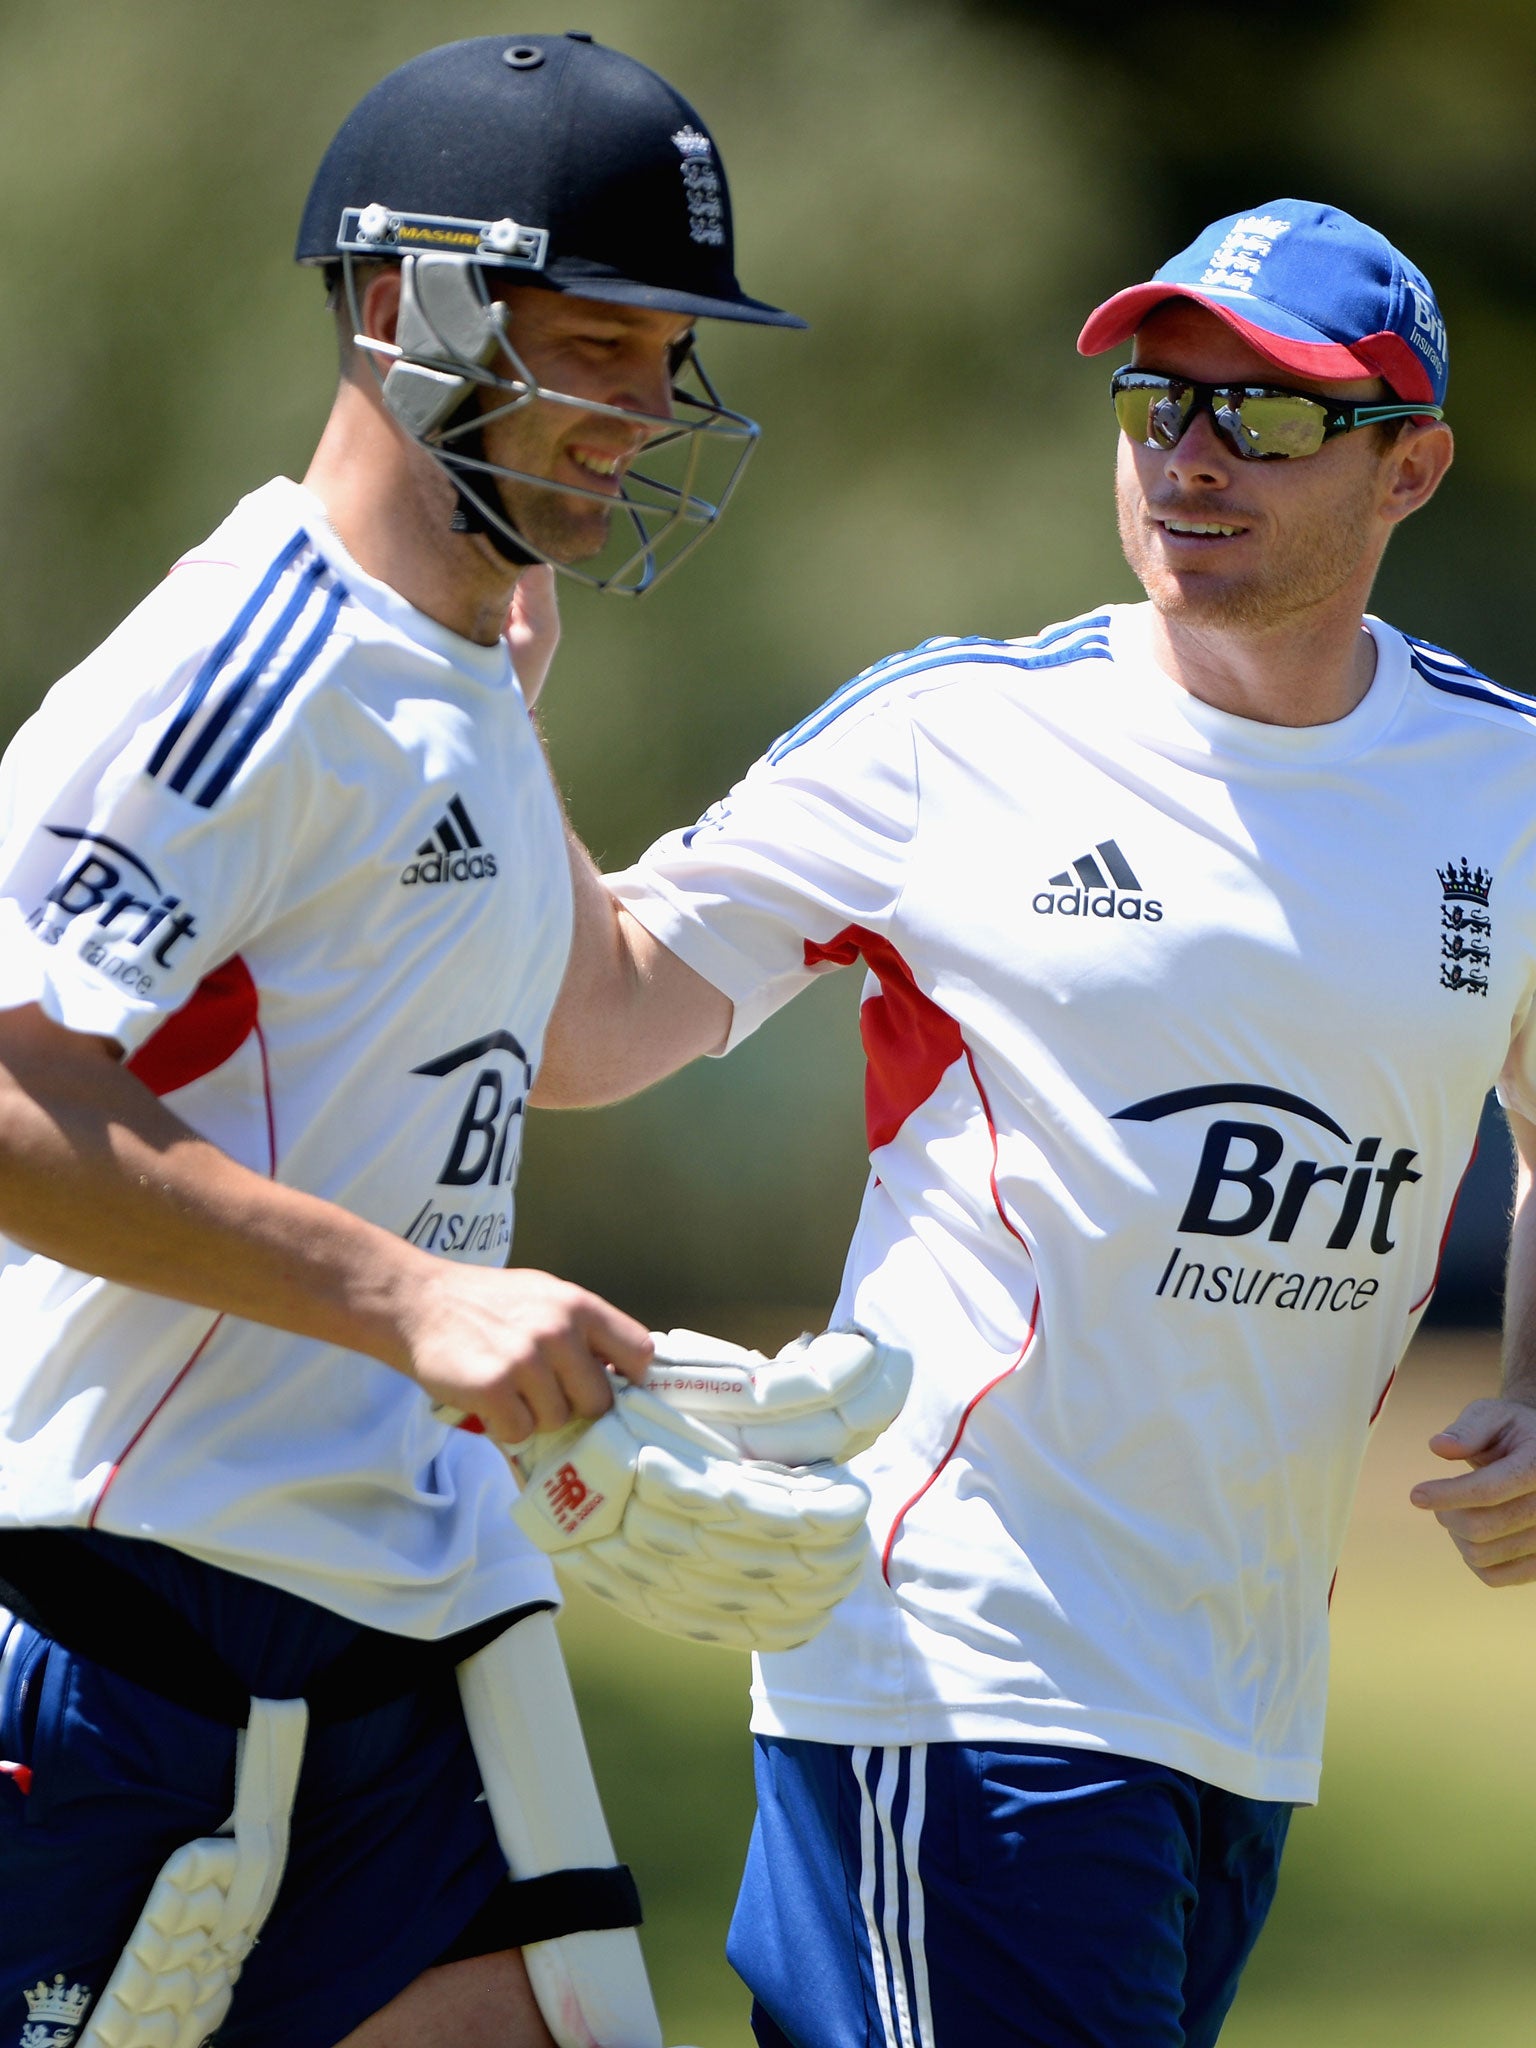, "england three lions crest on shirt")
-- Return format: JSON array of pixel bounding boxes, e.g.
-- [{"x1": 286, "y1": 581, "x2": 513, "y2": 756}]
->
[{"x1": 1439, "y1": 855, "x2": 1491, "y2": 996}]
